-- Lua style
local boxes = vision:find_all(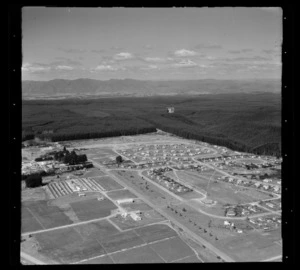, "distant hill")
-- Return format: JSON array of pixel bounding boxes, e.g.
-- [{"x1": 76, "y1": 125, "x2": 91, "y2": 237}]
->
[{"x1": 22, "y1": 78, "x2": 281, "y2": 99}]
